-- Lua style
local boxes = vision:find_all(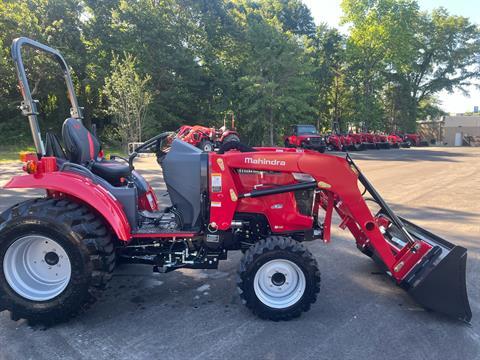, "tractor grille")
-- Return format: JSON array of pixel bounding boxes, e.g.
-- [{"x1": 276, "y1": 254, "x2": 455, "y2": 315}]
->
[
  {"x1": 309, "y1": 138, "x2": 322, "y2": 145},
  {"x1": 294, "y1": 189, "x2": 314, "y2": 216}
]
